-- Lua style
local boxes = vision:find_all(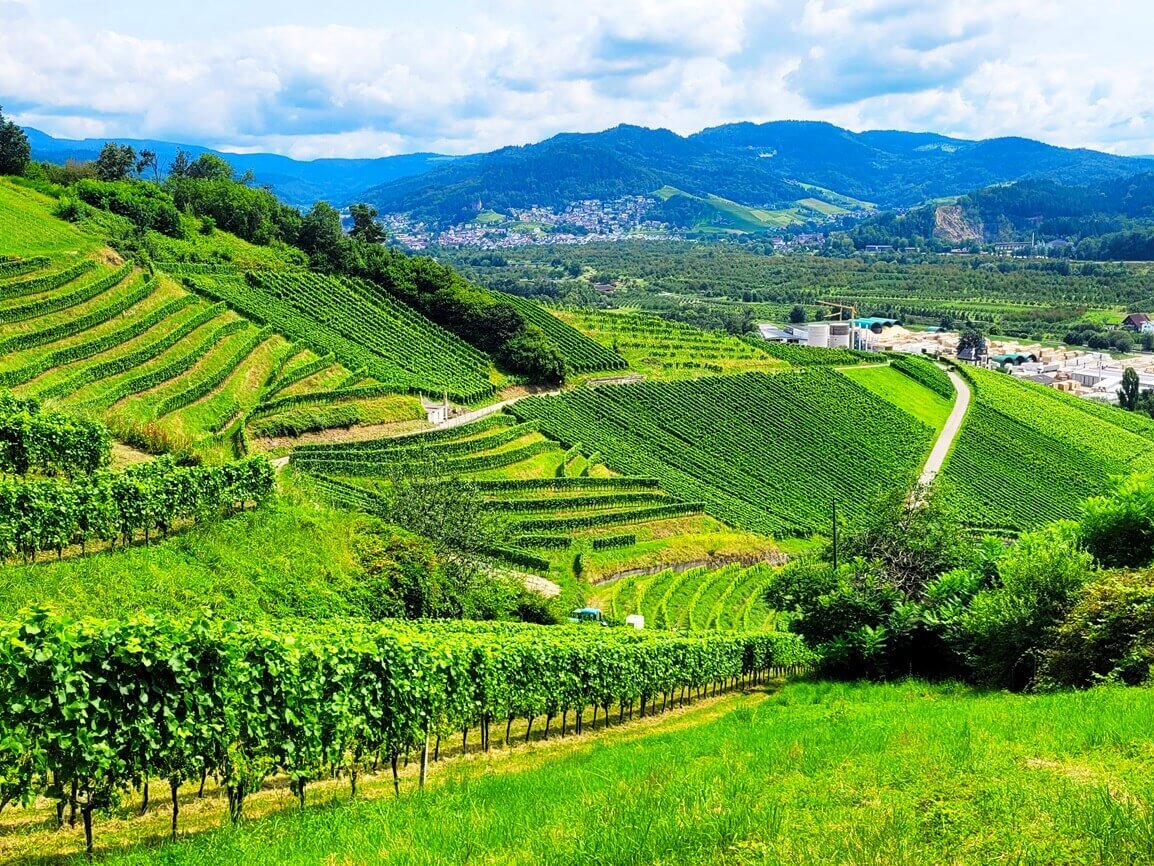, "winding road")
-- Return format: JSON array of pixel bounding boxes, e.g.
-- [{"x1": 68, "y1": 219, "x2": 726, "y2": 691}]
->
[{"x1": 917, "y1": 369, "x2": 971, "y2": 489}]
